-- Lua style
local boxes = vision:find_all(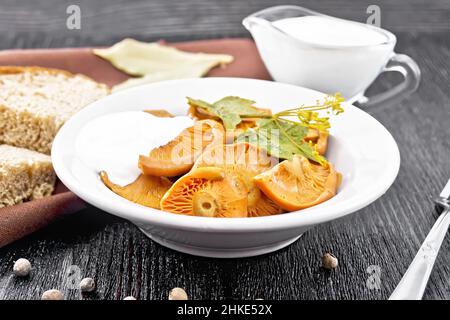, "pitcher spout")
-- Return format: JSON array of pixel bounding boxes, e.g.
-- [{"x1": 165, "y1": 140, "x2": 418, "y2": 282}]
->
[
  {"x1": 242, "y1": 16, "x2": 272, "y2": 31},
  {"x1": 243, "y1": 5, "x2": 325, "y2": 37}
]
